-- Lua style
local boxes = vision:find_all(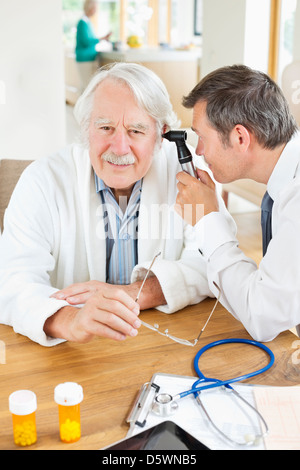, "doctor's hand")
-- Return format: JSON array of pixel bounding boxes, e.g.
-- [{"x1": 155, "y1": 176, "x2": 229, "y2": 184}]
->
[
  {"x1": 45, "y1": 287, "x2": 141, "y2": 343},
  {"x1": 175, "y1": 169, "x2": 219, "y2": 226}
]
